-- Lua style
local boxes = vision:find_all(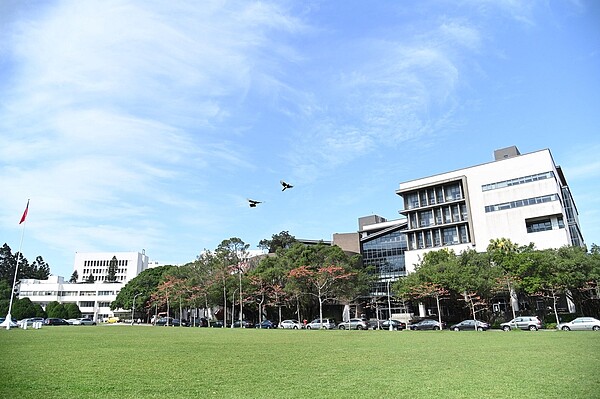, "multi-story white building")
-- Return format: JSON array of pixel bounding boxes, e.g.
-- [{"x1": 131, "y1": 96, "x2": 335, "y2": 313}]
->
[
  {"x1": 73, "y1": 251, "x2": 149, "y2": 283},
  {"x1": 396, "y1": 146, "x2": 584, "y2": 271},
  {"x1": 18, "y1": 251, "x2": 149, "y2": 321}
]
